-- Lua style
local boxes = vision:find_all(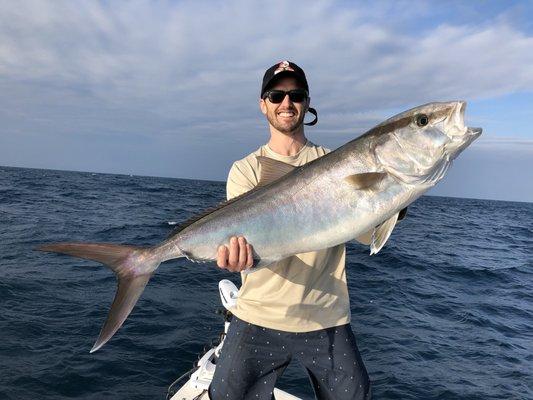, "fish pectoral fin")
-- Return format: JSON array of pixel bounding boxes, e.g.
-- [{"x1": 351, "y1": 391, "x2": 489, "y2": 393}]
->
[
  {"x1": 344, "y1": 172, "x2": 387, "y2": 190},
  {"x1": 370, "y1": 212, "x2": 400, "y2": 255},
  {"x1": 256, "y1": 156, "x2": 297, "y2": 186}
]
